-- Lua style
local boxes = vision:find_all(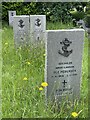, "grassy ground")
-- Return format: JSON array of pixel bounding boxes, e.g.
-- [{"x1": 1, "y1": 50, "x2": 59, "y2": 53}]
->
[{"x1": 2, "y1": 22, "x2": 88, "y2": 118}]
